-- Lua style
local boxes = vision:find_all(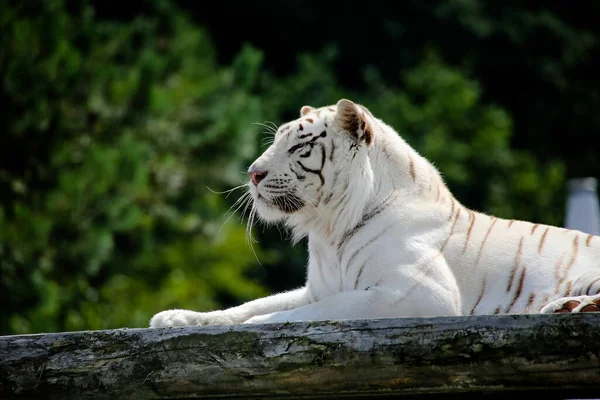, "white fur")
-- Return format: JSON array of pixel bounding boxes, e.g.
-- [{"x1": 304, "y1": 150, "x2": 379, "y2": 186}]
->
[{"x1": 150, "y1": 99, "x2": 600, "y2": 328}]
